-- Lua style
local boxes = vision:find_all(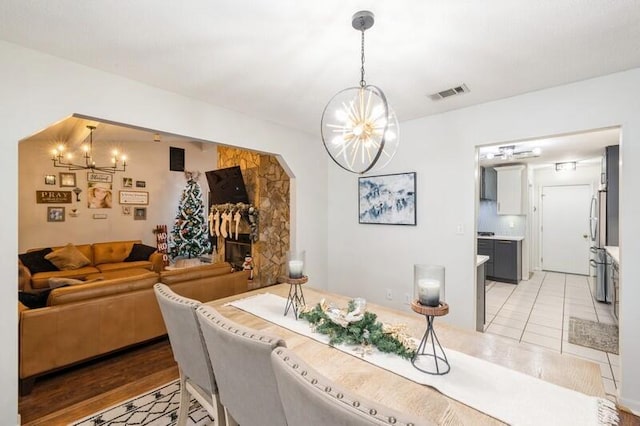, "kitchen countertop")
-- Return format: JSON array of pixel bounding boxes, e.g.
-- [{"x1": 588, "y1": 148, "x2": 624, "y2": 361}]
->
[
  {"x1": 476, "y1": 255, "x2": 489, "y2": 266},
  {"x1": 477, "y1": 235, "x2": 524, "y2": 241},
  {"x1": 605, "y1": 246, "x2": 619, "y2": 264}
]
